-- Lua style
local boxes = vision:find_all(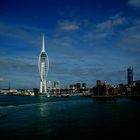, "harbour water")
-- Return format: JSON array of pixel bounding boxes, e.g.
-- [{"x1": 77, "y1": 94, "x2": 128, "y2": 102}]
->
[{"x1": 0, "y1": 95, "x2": 140, "y2": 140}]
